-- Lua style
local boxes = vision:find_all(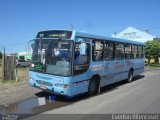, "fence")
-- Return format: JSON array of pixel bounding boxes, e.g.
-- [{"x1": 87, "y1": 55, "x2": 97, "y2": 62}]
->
[{"x1": 1, "y1": 54, "x2": 17, "y2": 82}]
